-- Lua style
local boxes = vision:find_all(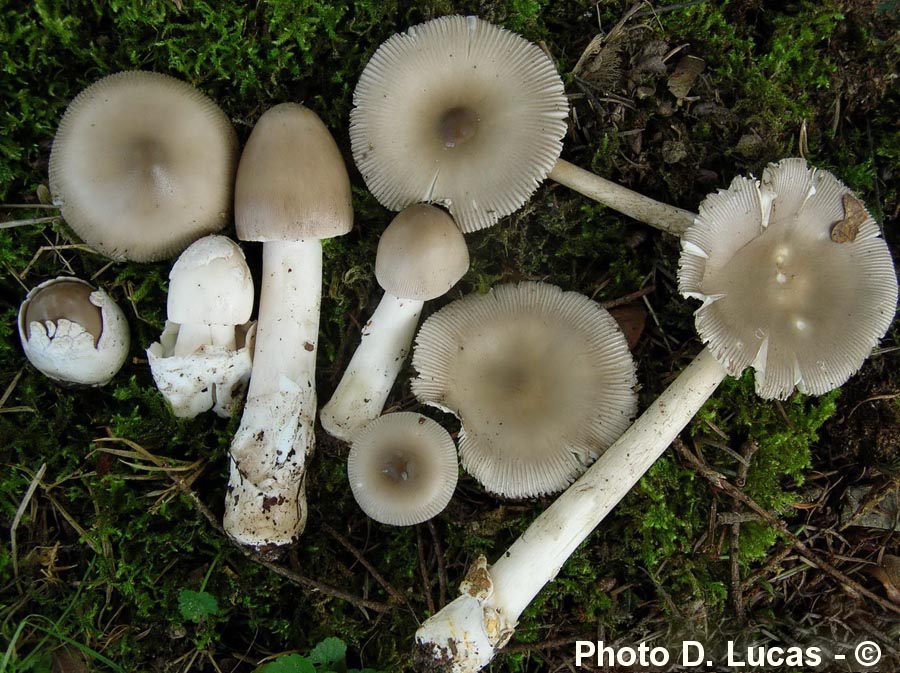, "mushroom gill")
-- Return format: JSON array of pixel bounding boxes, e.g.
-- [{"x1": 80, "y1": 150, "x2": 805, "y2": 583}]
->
[{"x1": 412, "y1": 281, "x2": 637, "y2": 498}]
